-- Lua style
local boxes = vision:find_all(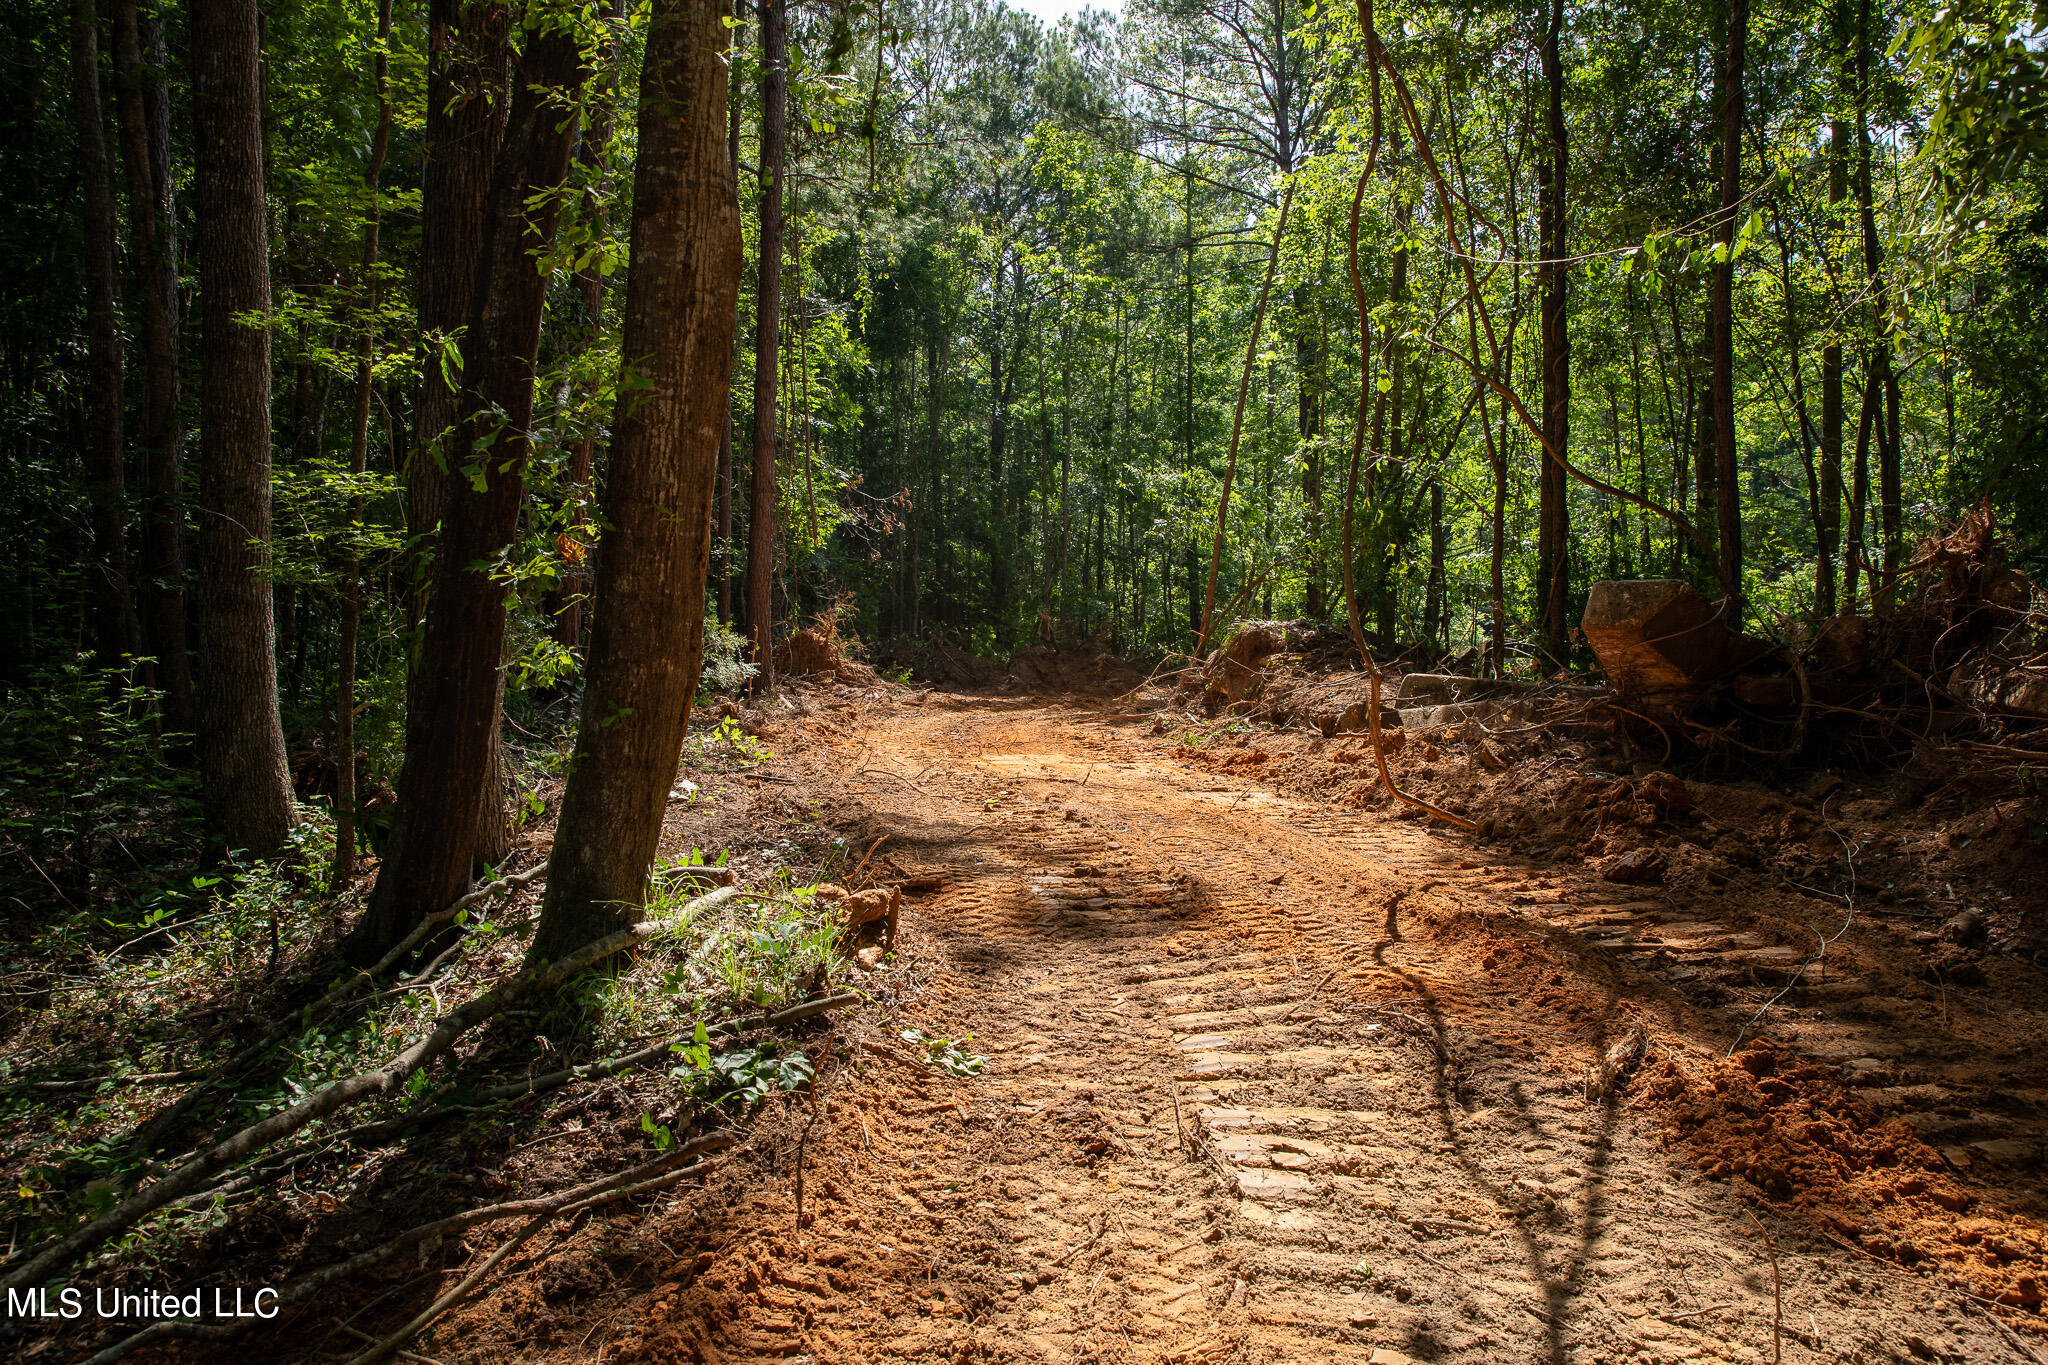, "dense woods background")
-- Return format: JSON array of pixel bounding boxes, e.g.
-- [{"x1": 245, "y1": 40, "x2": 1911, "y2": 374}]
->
[{"x1": 5, "y1": 0, "x2": 2048, "y2": 943}]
